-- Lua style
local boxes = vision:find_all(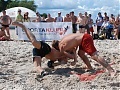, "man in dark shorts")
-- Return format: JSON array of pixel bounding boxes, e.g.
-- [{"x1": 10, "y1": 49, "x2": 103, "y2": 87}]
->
[
  {"x1": 0, "y1": 10, "x2": 12, "y2": 39},
  {"x1": 12, "y1": 21, "x2": 68, "y2": 77},
  {"x1": 70, "y1": 11, "x2": 77, "y2": 33}
]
